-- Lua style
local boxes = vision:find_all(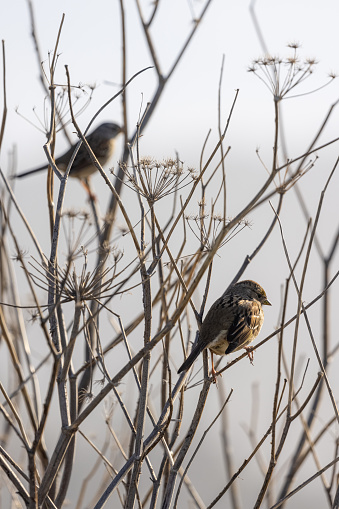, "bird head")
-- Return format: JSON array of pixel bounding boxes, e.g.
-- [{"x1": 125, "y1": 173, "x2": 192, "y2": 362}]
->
[
  {"x1": 96, "y1": 122, "x2": 122, "y2": 140},
  {"x1": 232, "y1": 280, "x2": 271, "y2": 305}
]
